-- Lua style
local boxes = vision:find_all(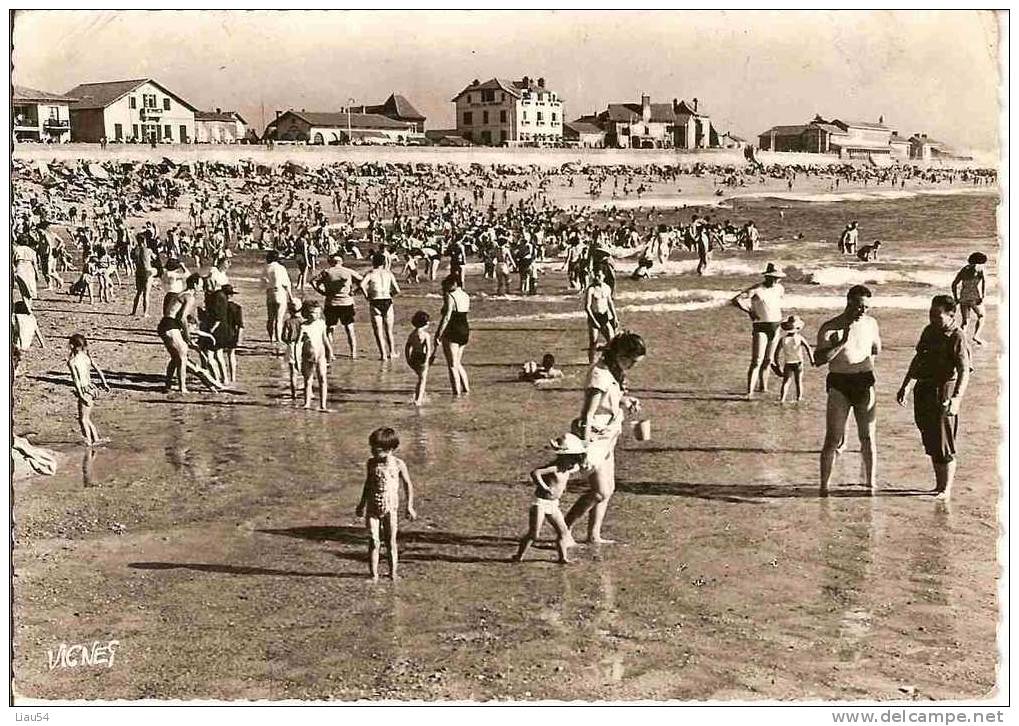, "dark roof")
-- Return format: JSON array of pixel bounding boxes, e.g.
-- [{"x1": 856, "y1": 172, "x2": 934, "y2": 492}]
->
[
  {"x1": 281, "y1": 110, "x2": 414, "y2": 130},
  {"x1": 565, "y1": 120, "x2": 604, "y2": 136},
  {"x1": 673, "y1": 100, "x2": 706, "y2": 117},
  {"x1": 836, "y1": 119, "x2": 890, "y2": 131},
  {"x1": 195, "y1": 110, "x2": 247, "y2": 124},
  {"x1": 452, "y1": 78, "x2": 521, "y2": 101},
  {"x1": 65, "y1": 78, "x2": 196, "y2": 112},
  {"x1": 722, "y1": 132, "x2": 747, "y2": 142},
  {"x1": 603, "y1": 103, "x2": 677, "y2": 124},
  {"x1": 13, "y1": 85, "x2": 76, "y2": 104},
  {"x1": 909, "y1": 135, "x2": 950, "y2": 148},
  {"x1": 375, "y1": 94, "x2": 425, "y2": 121},
  {"x1": 759, "y1": 124, "x2": 810, "y2": 137}
]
